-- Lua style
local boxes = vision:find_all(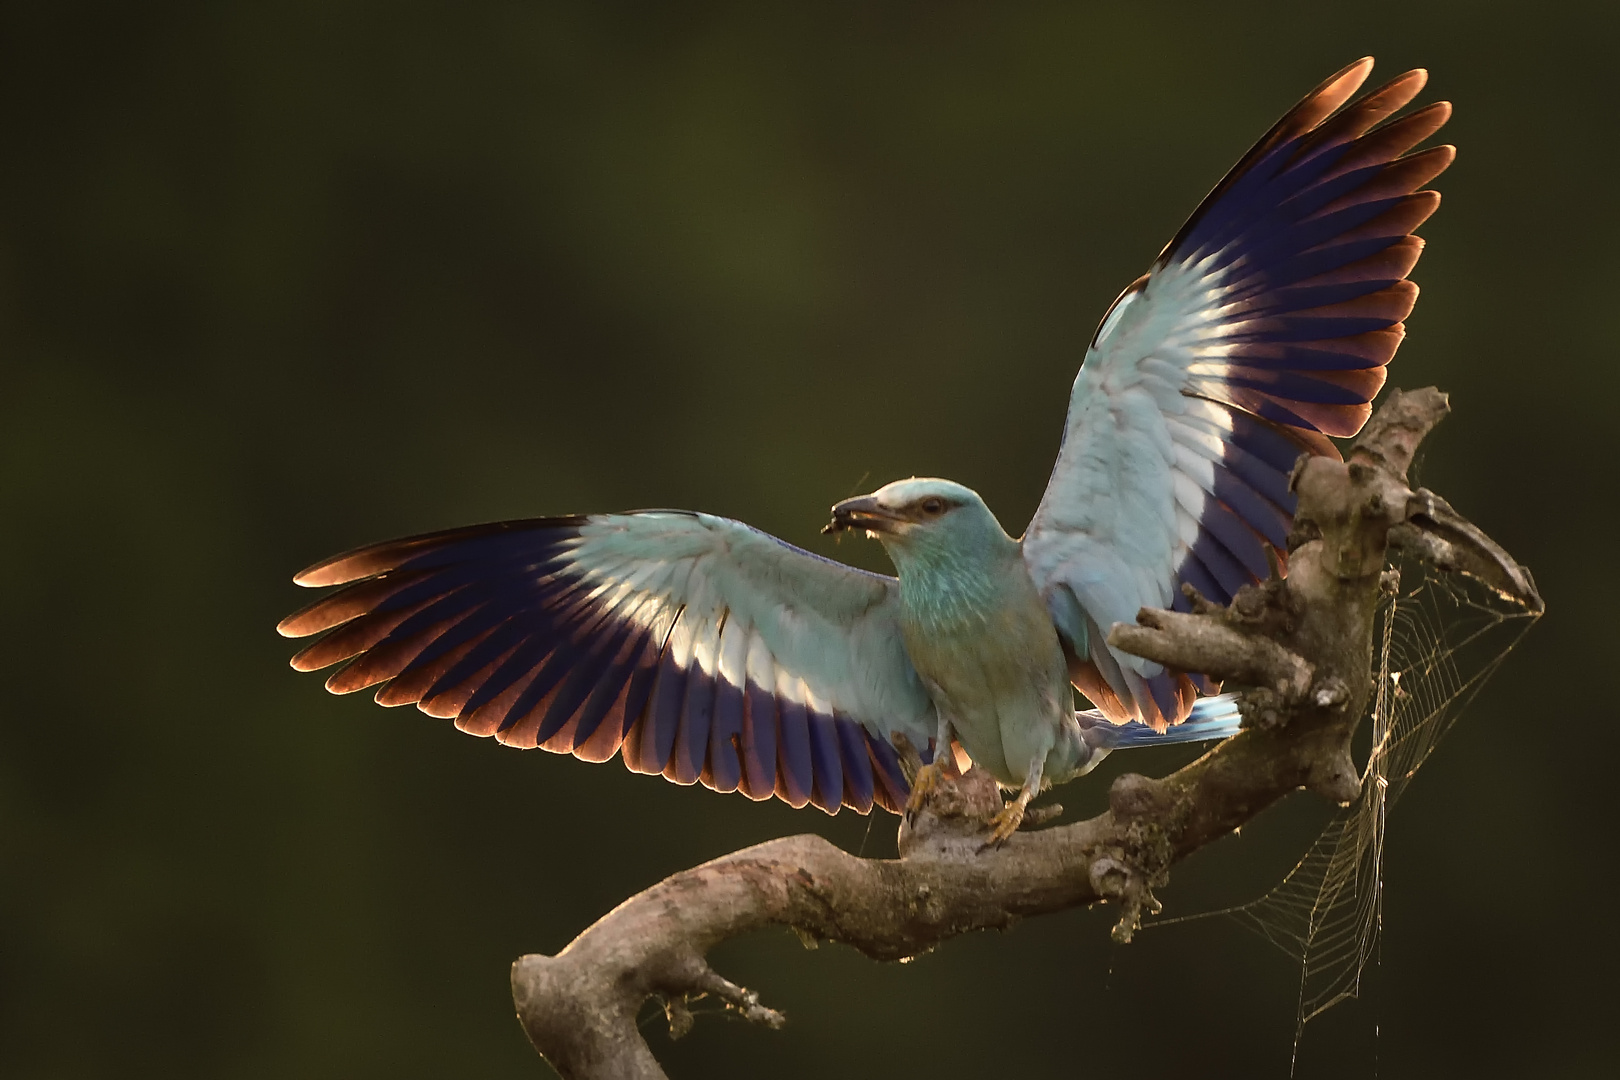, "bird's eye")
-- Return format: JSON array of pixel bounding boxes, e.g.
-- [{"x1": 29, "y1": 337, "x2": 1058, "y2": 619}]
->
[{"x1": 919, "y1": 497, "x2": 946, "y2": 515}]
